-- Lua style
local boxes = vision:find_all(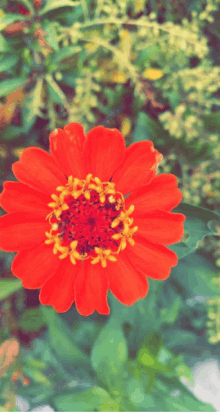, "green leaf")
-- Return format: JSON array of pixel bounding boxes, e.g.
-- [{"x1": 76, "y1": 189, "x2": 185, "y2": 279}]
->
[
  {"x1": 18, "y1": 308, "x2": 46, "y2": 331},
  {"x1": 45, "y1": 74, "x2": 69, "y2": 107},
  {"x1": 171, "y1": 251, "x2": 220, "y2": 298},
  {"x1": 0, "y1": 34, "x2": 9, "y2": 52},
  {"x1": 133, "y1": 112, "x2": 154, "y2": 142},
  {"x1": 0, "y1": 77, "x2": 27, "y2": 97},
  {"x1": 53, "y1": 386, "x2": 119, "y2": 411},
  {"x1": 51, "y1": 46, "x2": 81, "y2": 64},
  {"x1": 41, "y1": 20, "x2": 59, "y2": 52},
  {"x1": 91, "y1": 322, "x2": 128, "y2": 383},
  {"x1": 175, "y1": 362, "x2": 193, "y2": 384},
  {"x1": 0, "y1": 14, "x2": 29, "y2": 31},
  {"x1": 39, "y1": 0, "x2": 80, "y2": 16},
  {"x1": 22, "y1": 366, "x2": 52, "y2": 387},
  {"x1": 40, "y1": 306, "x2": 89, "y2": 365},
  {"x1": 159, "y1": 295, "x2": 182, "y2": 325},
  {"x1": 108, "y1": 281, "x2": 163, "y2": 353},
  {"x1": 154, "y1": 377, "x2": 216, "y2": 412},
  {"x1": 202, "y1": 113, "x2": 220, "y2": 132},
  {"x1": 128, "y1": 377, "x2": 155, "y2": 408},
  {"x1": 137, "y1": 331, "x2": 162, "y2": 360},
  {"x1": 162, "y1": 329, "x2": 197, "y2": 349},
  {"x1": 0, "y1": 279, "x2": 22, "y2": 300},
  {"x1": 170, "y1": 202, "x2": 220, "y2": 259},
  {"x1": 165, "y1": 390, "x2": 216, "y2": 411},
  {"x1": 166, "y1": 91, "x2": 182, "y2": 110},
  {"x1": 0, "y1": 55, "x2": 19, "y2": 72},
  {"x1": 133, "y1": 111, "x2": 168, "y2": 145},
  {"x1": 0, "y1": 125, "x2": 24, "y2": 140}
]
